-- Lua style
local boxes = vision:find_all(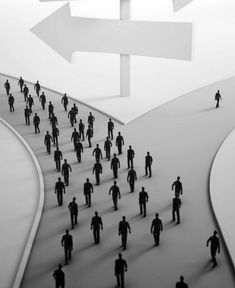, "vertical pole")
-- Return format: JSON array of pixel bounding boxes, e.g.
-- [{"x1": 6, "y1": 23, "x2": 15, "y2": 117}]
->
[{"x1": 120, "y1": 0, "x2": 130, "y2": 97}]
